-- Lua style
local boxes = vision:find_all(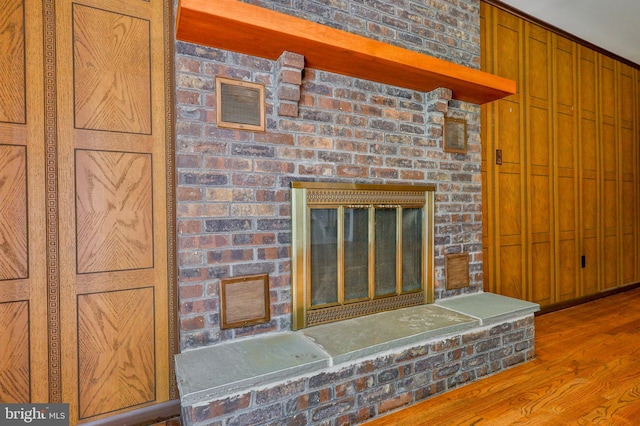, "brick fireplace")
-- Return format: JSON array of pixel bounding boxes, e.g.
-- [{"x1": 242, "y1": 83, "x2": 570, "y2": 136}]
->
[{"x1": 174, "y1": 0, "x2": 535, "y2": 424}]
